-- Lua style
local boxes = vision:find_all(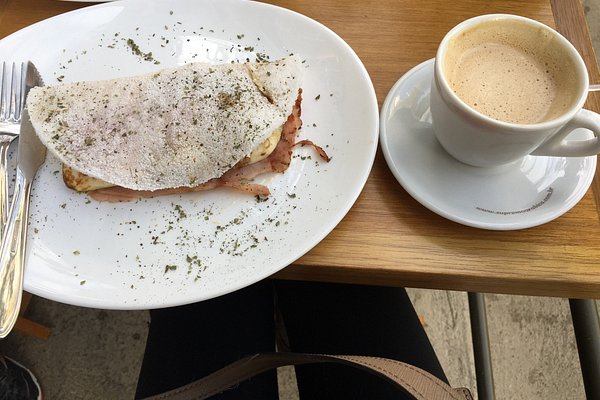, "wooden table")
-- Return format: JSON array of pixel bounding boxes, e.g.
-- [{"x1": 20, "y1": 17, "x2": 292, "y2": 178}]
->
[{"x1": 0, "y1": 0, "x2": 598, "y2": 299}]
